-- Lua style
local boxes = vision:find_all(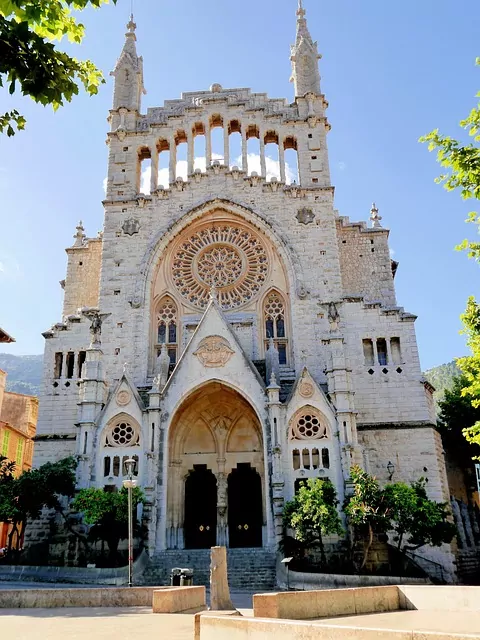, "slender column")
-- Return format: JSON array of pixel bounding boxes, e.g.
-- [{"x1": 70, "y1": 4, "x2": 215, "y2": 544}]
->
[
  {"x1": 386, "y1": 338, "x2": 393, "y2": 366},
  {"x1": 260, "y1": 134, "x2": 266, "y2": 177},
  {"x1": 223, "y1": 123, "x2": 230, "y2": 167},
  {"x1": 372, "y1": 339, "x2": 379, "y2": 366},
  {"x1": 241, "y1": 128, "x2": 248, "y2": 173},
  {"x1": 187, "y1": 131, "x2": 194, "y2": 175},
  {"x1": 205, "y1": 122, "x2": 212, "y2": 168},
  {"x1": 169, "y1": 137, "x2": 177, "y2": 183},
  {"x1": 150, "y1": 146, "x2": 158, "y2": 192},
  {"x1": 279, "y1": 141, "x2": 286, "y2": 182}
]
